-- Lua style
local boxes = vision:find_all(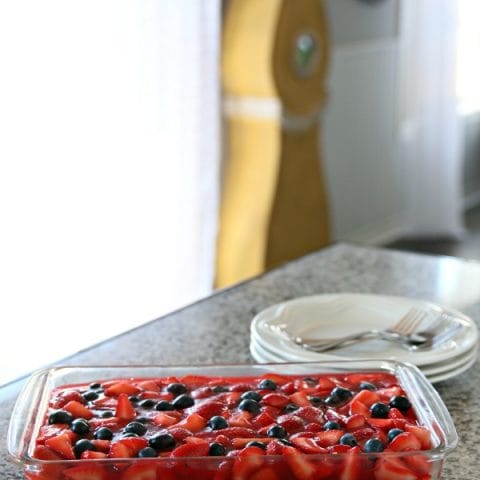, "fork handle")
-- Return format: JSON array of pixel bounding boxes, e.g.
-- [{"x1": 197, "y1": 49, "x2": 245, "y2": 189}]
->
[
  {"x1": 298, "y1": 329, "x2": 406, "y2": 353},
  {"x1": 296, "y1": 330, "x2": 377, "y2": 352}
]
